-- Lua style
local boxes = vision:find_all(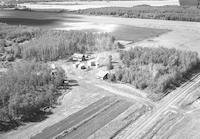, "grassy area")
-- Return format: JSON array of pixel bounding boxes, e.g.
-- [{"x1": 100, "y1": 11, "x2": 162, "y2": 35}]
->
[
  {"x1": 164, "y1": 111, "x2": 200, "y2": 139},
  {"x1": 0, "y1": 23, "x2": 41, "y2": 65},
  {"x1": 0, "y1": 23, "x2": 40, "y2": 43},
  {"x1": 75, "y1": 5, "x2": 200, "y2": 22},
  {"x1": 110, "y1": 25, "x2": 168, "y2": 41}
]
